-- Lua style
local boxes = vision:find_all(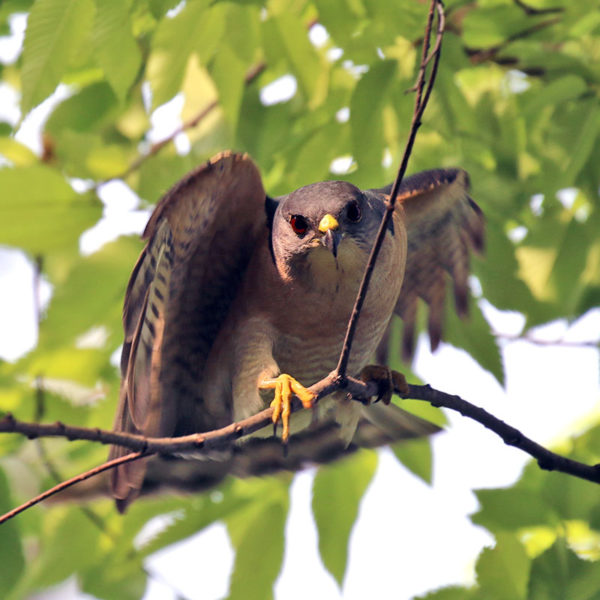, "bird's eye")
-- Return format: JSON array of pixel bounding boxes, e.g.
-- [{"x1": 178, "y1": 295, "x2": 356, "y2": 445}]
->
[
  {"x1": 347, "y1": 201, "x2": 362, "y2": 223},
  {"x1": 289, "y1": 215, "x2": 309, "y2": 236}
]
